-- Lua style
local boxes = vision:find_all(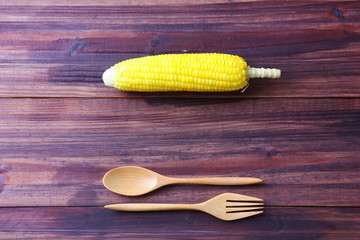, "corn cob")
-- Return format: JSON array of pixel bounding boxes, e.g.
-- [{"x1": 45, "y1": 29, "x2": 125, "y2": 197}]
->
[{"x1": 102, "y1": 53, "x2": 280, "y2": 92}]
